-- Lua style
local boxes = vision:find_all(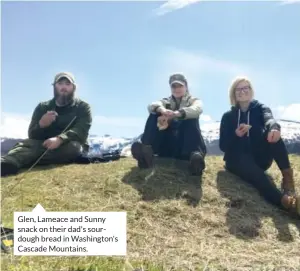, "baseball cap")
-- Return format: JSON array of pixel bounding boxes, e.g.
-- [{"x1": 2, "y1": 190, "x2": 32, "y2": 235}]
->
[
  {"x1": 169, "y1": 74, "x2": 187, "y2": 86},
  {"x1": 53, "y1": 72, "x2": 76, "y2": 85}
]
